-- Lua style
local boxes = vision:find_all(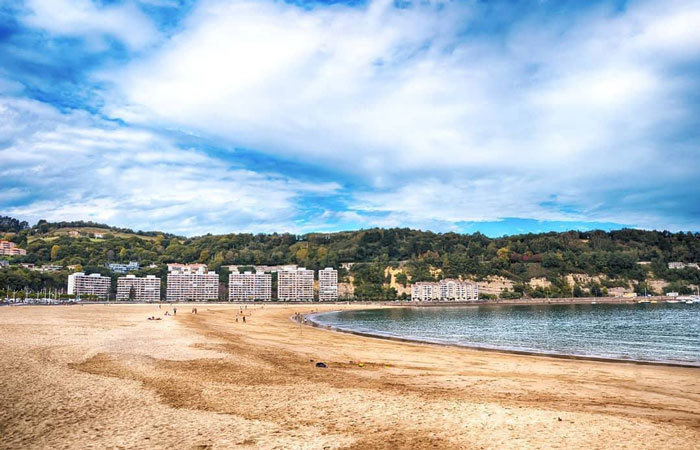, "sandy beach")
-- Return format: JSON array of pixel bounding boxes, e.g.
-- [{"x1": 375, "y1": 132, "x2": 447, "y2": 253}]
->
[{"x1": 0, "y1": 303, "x2": 698, "y2": 449}]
